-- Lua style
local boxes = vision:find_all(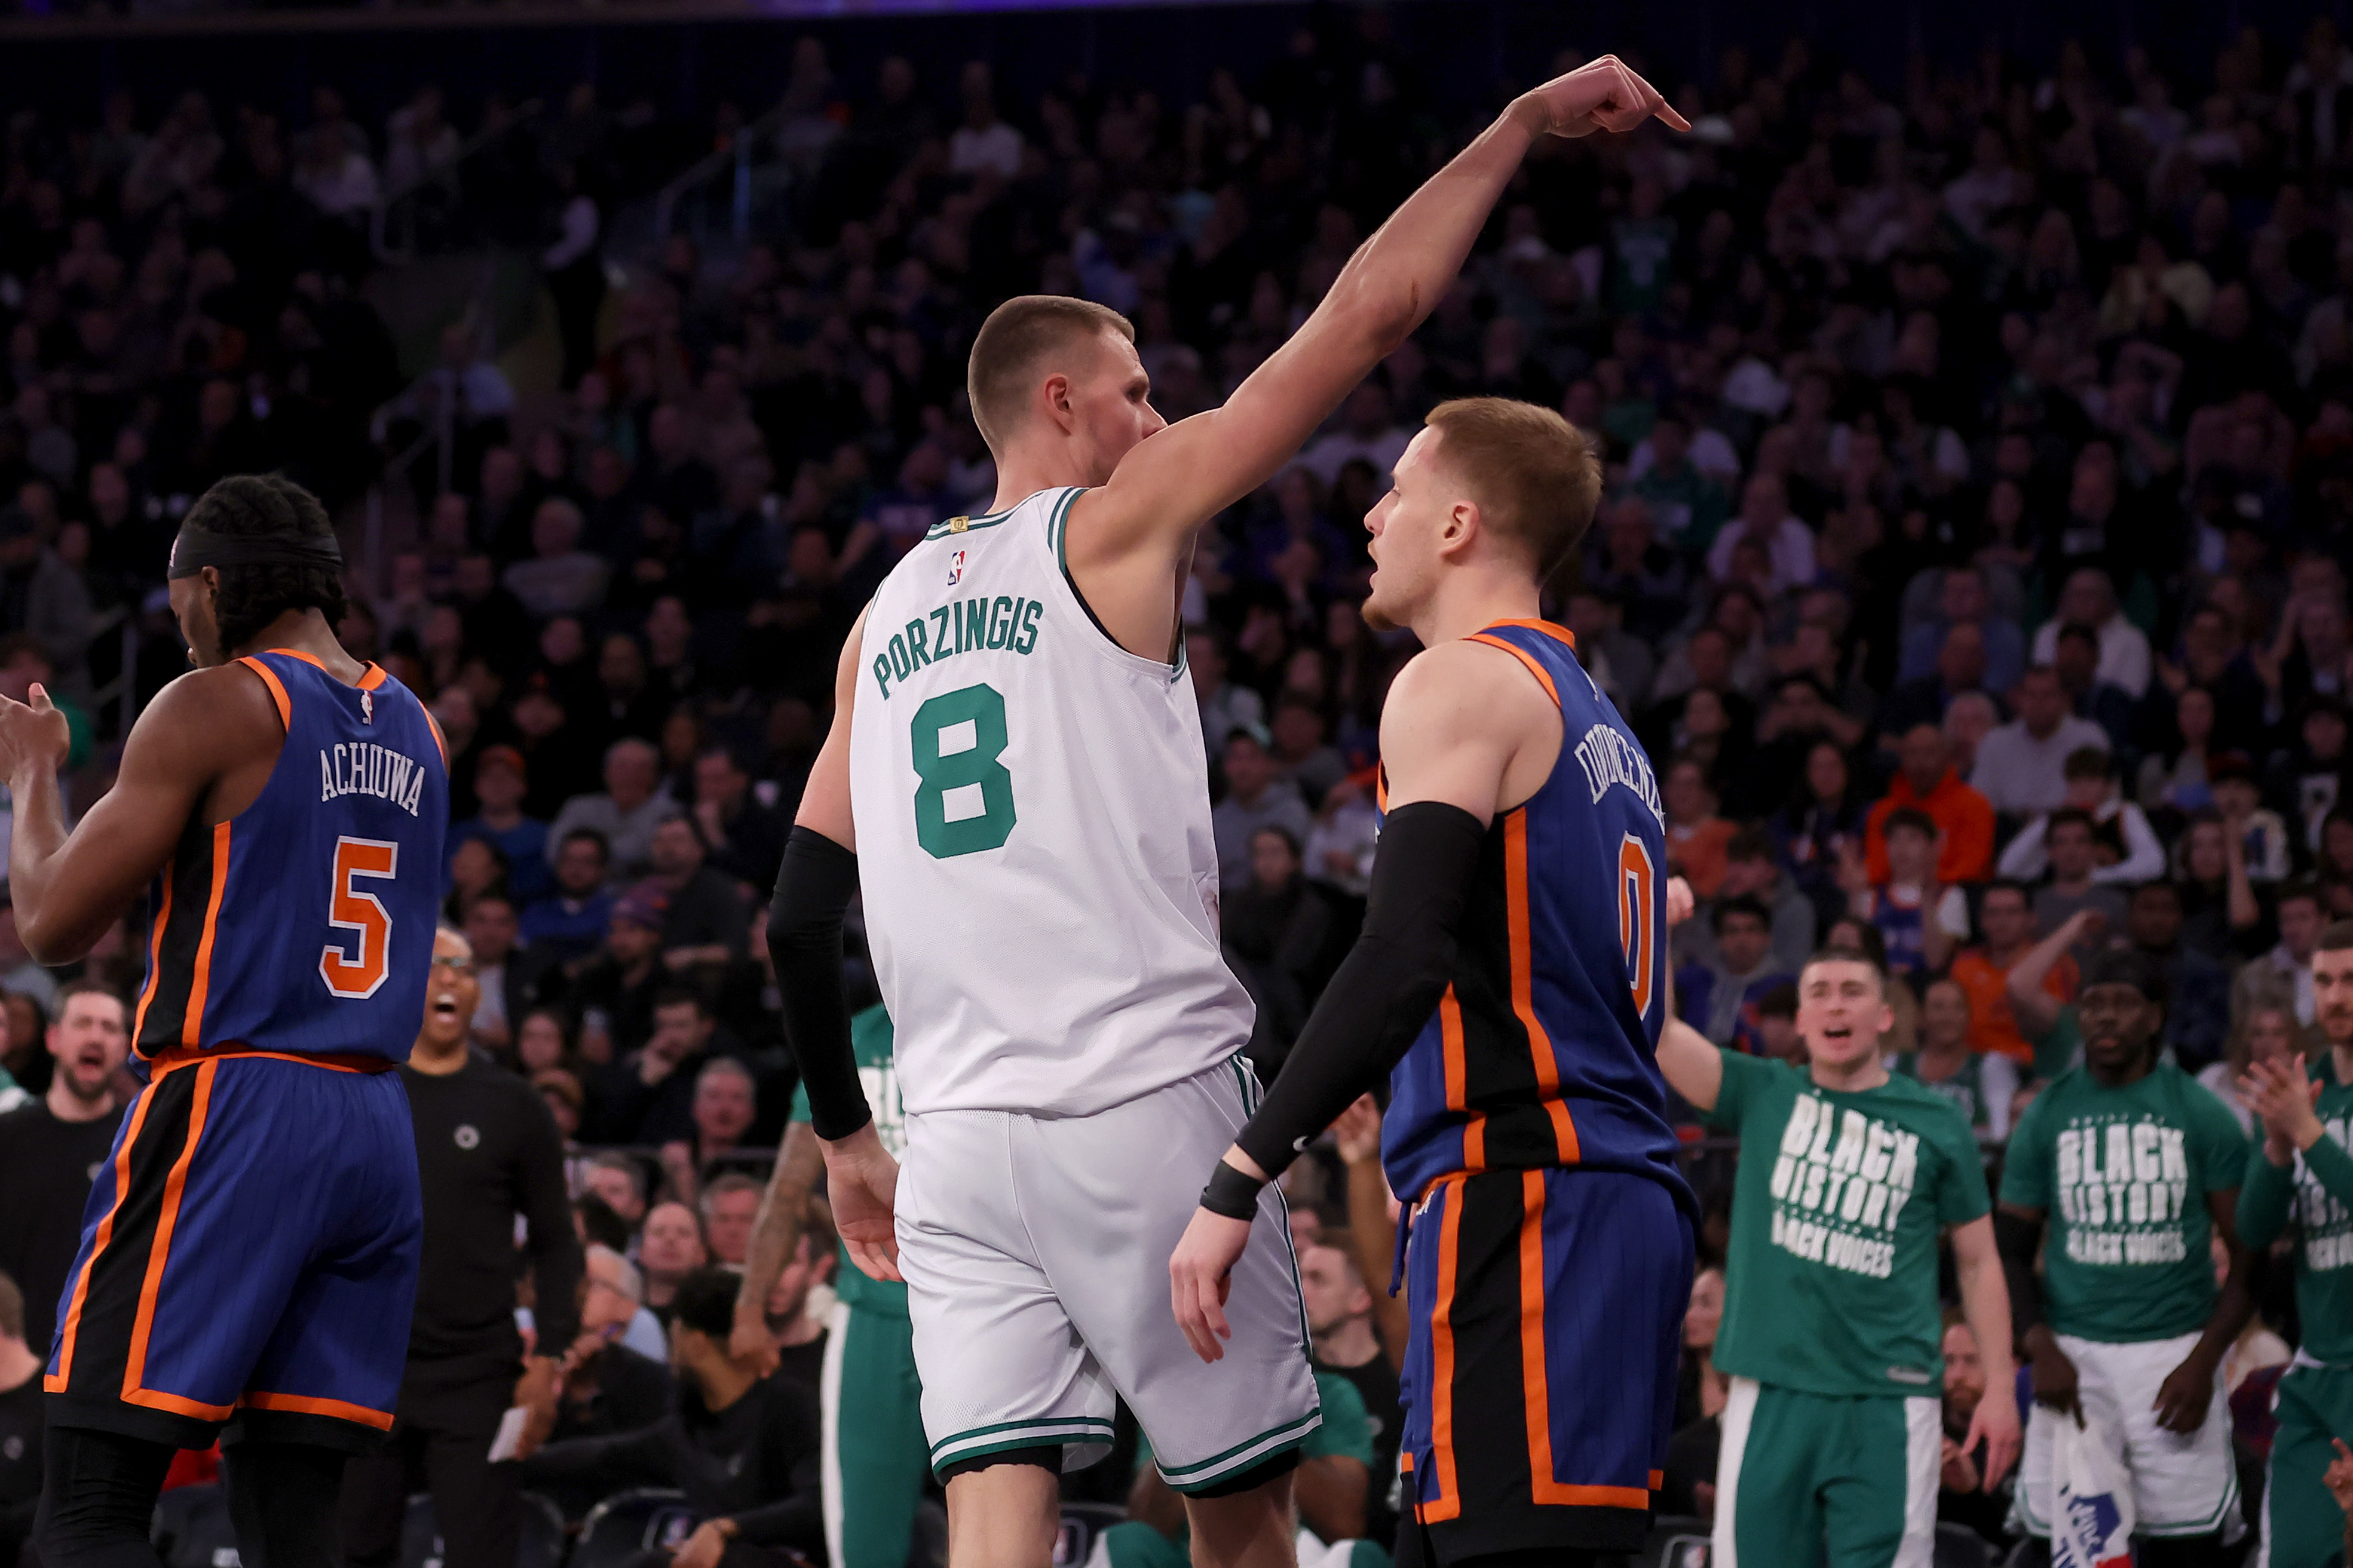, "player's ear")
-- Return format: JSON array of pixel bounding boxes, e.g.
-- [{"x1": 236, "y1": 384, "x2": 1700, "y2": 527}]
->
[
  {"x1": 1442, "y1": 498, "x2": 1479, "y2": 556},
  {"x1": 1040, "y1": 372, "x2": 1077, "y2": 434}
]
